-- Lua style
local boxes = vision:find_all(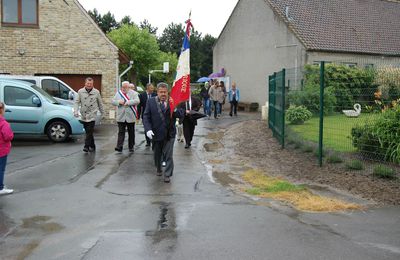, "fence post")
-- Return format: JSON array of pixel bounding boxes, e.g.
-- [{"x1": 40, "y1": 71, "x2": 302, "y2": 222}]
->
[
  {"x1": 319, "y1": 62, "x2": 325, "y2": 167},
  {"x1": 281, "y1": 69, "x2": 286, "y2": 149}
]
